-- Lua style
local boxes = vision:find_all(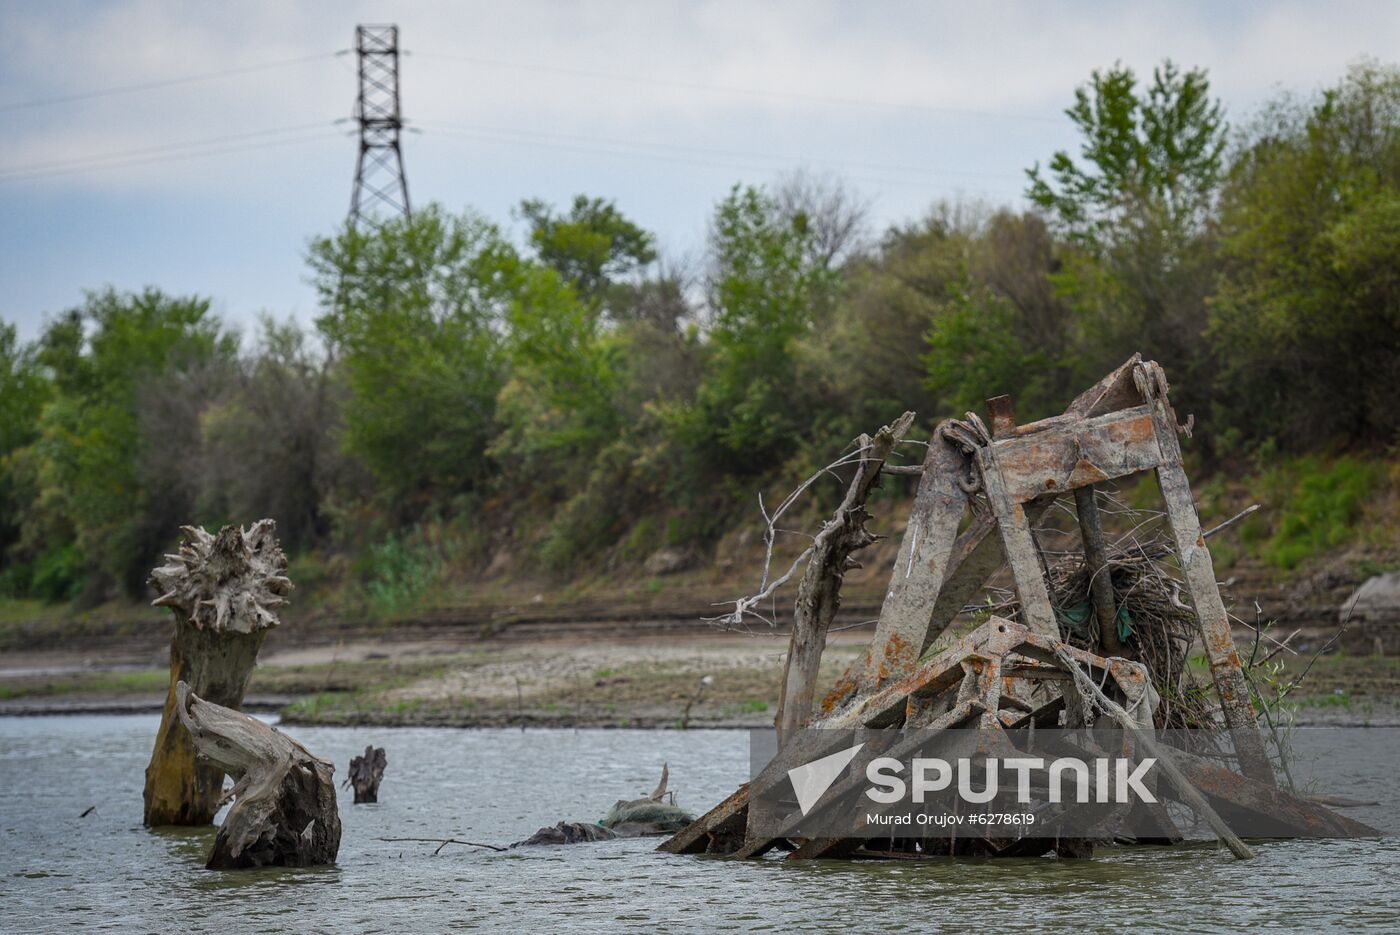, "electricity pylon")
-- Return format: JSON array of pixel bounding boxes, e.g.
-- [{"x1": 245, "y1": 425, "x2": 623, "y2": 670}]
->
[{"x1": 348, "y1": 24, "x2": 410, "y2": 228}]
